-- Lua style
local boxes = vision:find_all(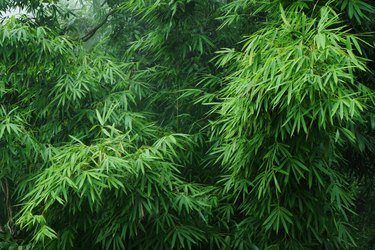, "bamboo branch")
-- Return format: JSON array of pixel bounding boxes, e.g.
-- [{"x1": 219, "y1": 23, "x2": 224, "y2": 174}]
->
[{"x1": 80, "y1": 7, "x2": 119, "y2": 42}]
